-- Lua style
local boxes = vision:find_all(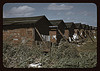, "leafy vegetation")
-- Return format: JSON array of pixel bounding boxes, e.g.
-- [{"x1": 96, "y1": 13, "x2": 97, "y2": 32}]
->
[{"x1": 3, "y1": 37, "x2": 97, "y2": 68}]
